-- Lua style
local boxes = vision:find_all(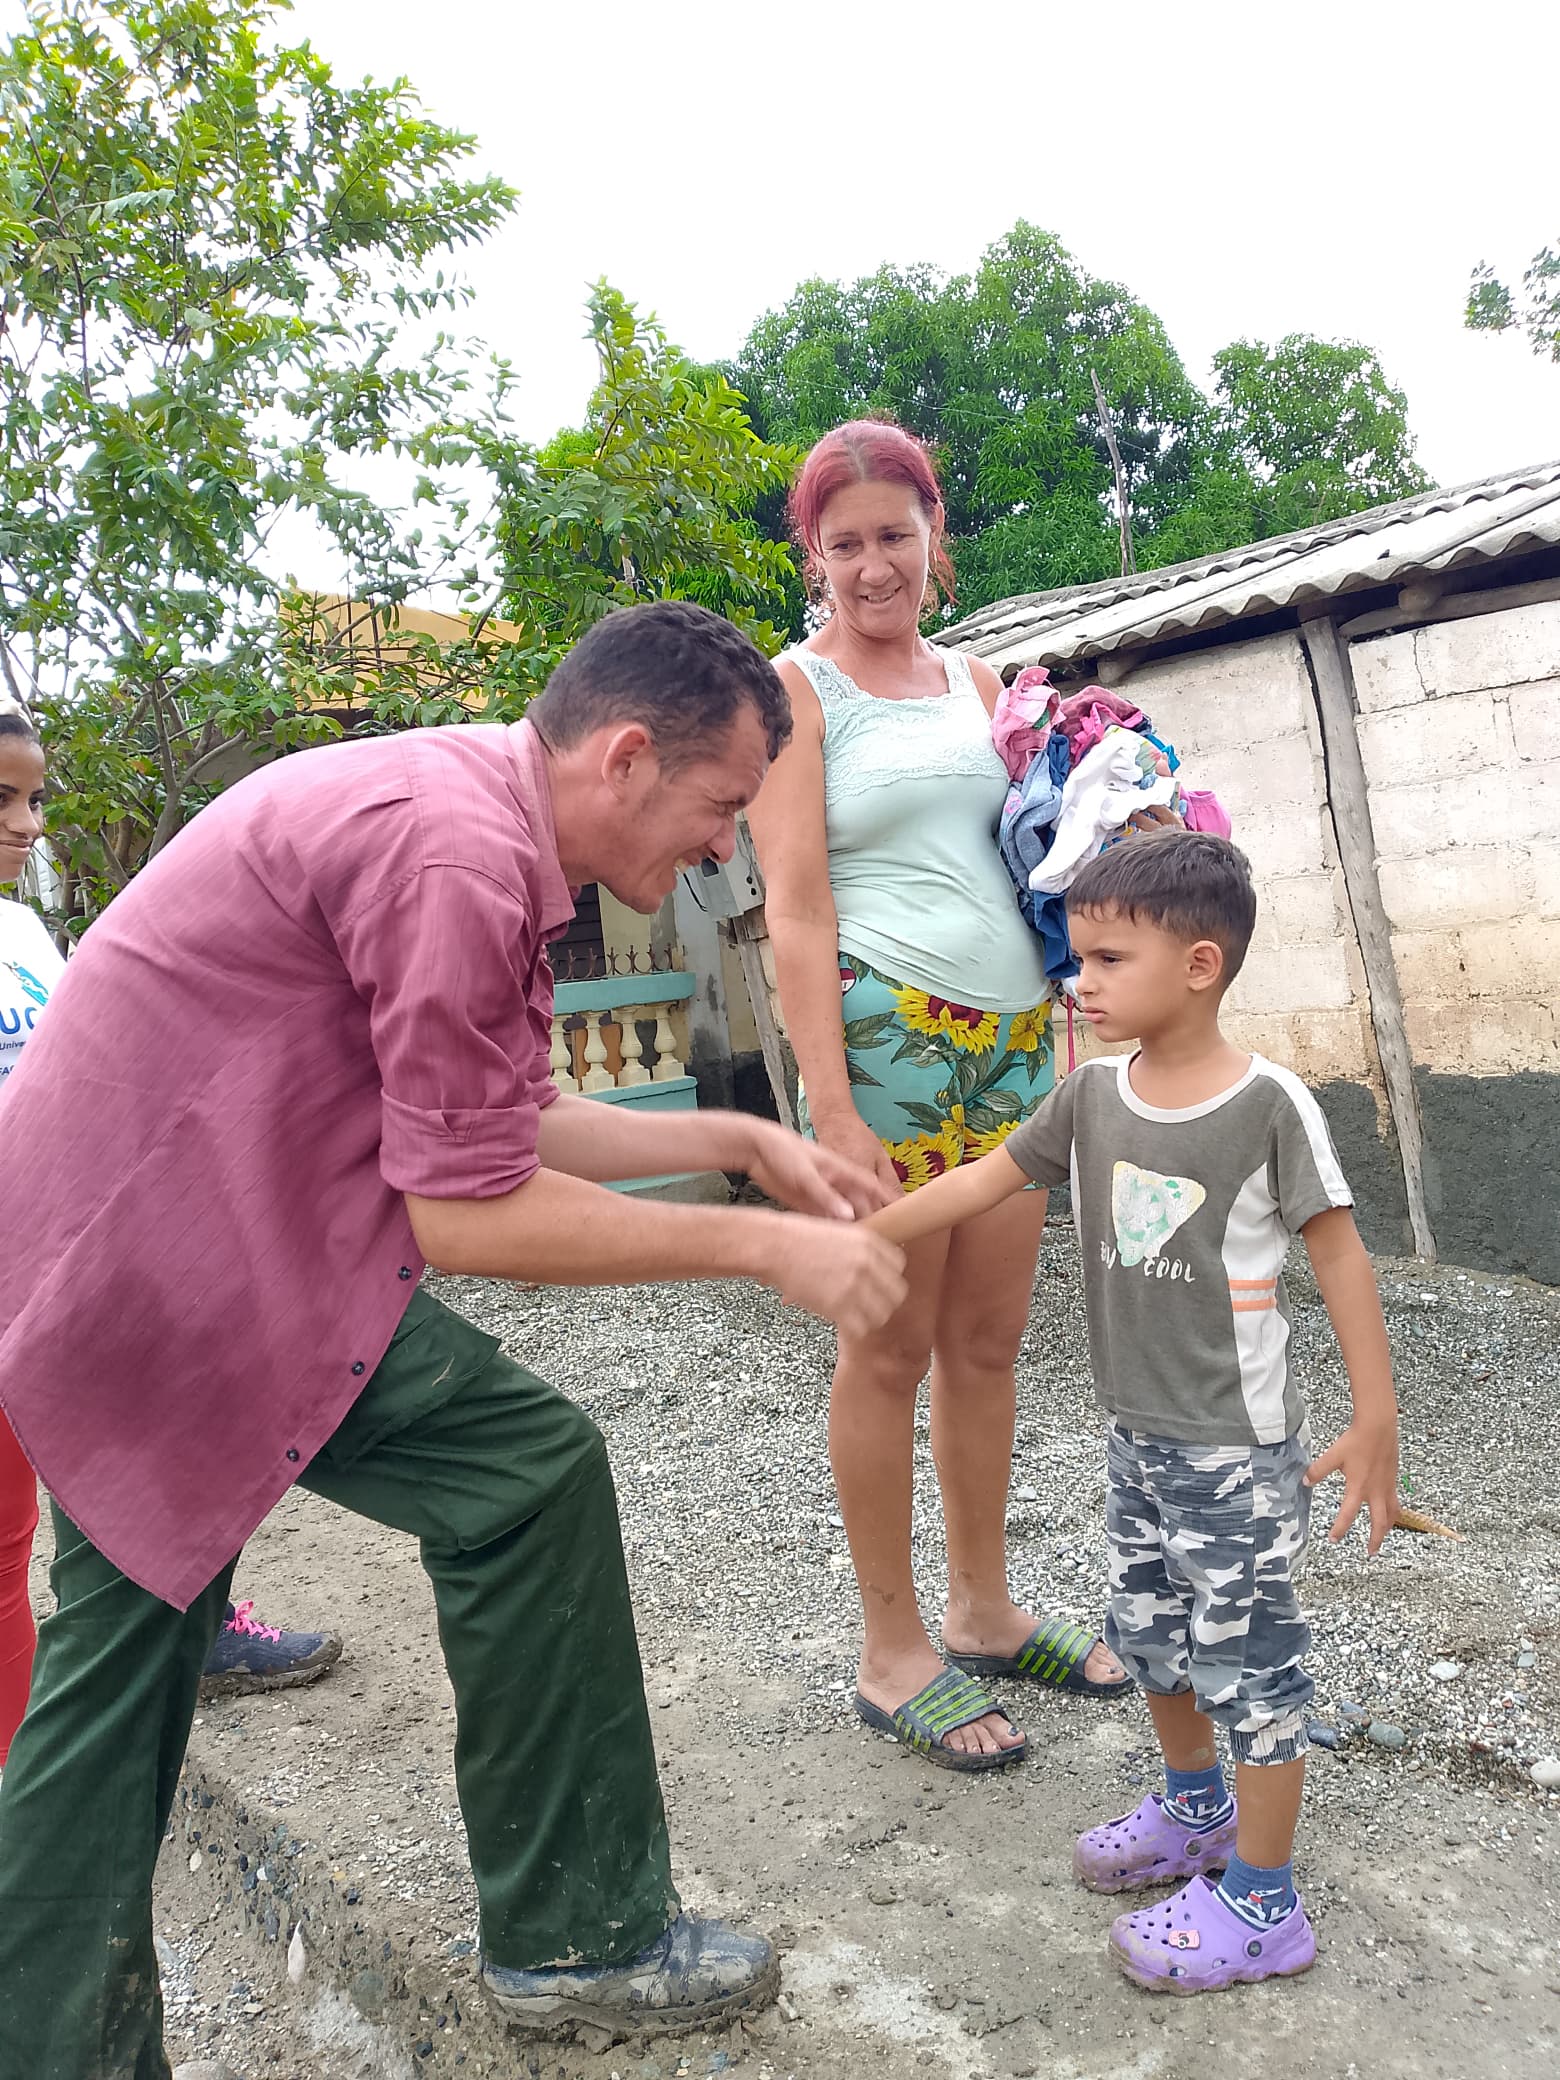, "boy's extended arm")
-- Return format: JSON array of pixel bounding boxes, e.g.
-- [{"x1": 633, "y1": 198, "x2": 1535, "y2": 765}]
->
[
  {"x1": 1300, "y1": 1205, "x2": 1400, "y2": 1555},
  {"x1": 864, "y1": 1145, "x2": 1034, "y2": 1247}
]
